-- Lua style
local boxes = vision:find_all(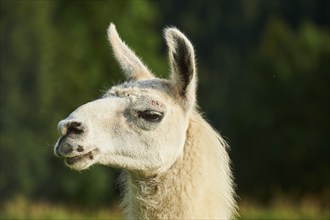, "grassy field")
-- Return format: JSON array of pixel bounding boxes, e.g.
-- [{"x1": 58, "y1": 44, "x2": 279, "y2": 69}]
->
[
  {"x1": 0, "y1": 197, "x2": 122, "y2": 220},
  {"x1": 239, "y1": 200, "x2": 329, "y2": 219},
  {"x1": 1, "y1": 196, "x2": 329, "y2": 219}
]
